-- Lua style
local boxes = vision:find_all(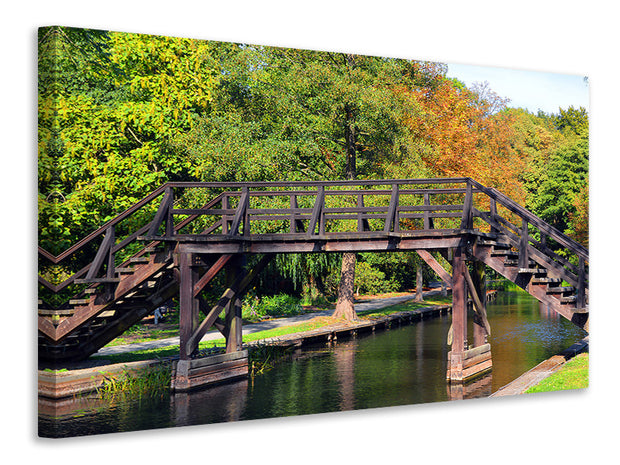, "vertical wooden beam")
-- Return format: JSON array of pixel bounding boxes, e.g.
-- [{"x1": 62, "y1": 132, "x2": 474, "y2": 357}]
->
[
  {"x1": 165, "y1": 187, "x2": 174, "y2": 237},
  {"x1": 225, "y1": 255, "x2": 245, "y2": 353},
  {"x1": 471, "y1": 260, "x2": 488, "y2": 347},
  {"x1": 577, "y1": 256, "x2": 586, "y2": 309},
  {"x1": 448, "y1": 246, "x2": 467, "y2": 382},
  {"x1": 423, "y1": 193, "x2": 434, "y2": 230},
  {"x1": 229, "y1": 187, "x2": 249, "y2": 236},
  {"x1": 452, "y1": 247, "x2": 468, "y2": 352},
  {"x1": 460, "y1": 181, "x2": 473, "y2": 229},
  {"x1": 290, "y1": 195, "x2": 298, "y2": 233},
  {"x1": 384, "y1": 183, "x2": 399, "y2": 233},
  {"x1": 179, "y1": 249, "x2": 199, "y2": 360},
  {"x1": 519, "y1": 218, "x2": 529, "y2": 269},
  {"x1": 105, "y1": 226, "x2": 115, "y2": 279},
  {"x1": 222, "y1": 194, "x2": 230, "y2": 234},
  {"x1": 489, "y1": 197, "x2": 498, "y2": 234},
  {"x1": 308, "y1": 186, "x2": 325, "y2": 236},
  {"x1": 243, "y1": 187, "x2": 250, "y2": 236},
  {"x1": 357, "y1": 193, "x2": 370, "y2": 232}
]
